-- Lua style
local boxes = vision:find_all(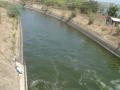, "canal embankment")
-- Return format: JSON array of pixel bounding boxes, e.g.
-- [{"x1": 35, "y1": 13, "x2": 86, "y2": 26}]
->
[
  {"x1": 0, "y1": 7, "x2": 19, "y2": 90},
  {"x1": 0, "y1": 2, "x2": 27, "y2": 90},
  {"x1": 25, "y1": 4, "x2": 120, "y2": 58}
]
